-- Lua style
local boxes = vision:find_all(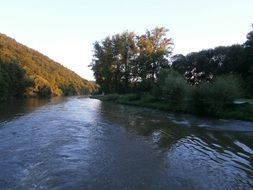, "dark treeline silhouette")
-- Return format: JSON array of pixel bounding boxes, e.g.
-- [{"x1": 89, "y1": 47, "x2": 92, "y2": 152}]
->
[
  {"x1": 171, "y1": 25, "x2": 253, "y2": 95},
  {"x1": 0, "y1": 33, "x2": 97, "y2": 100},
  {"x1": 91, "y1": 25, "x2": 253, "y2": 119}
]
